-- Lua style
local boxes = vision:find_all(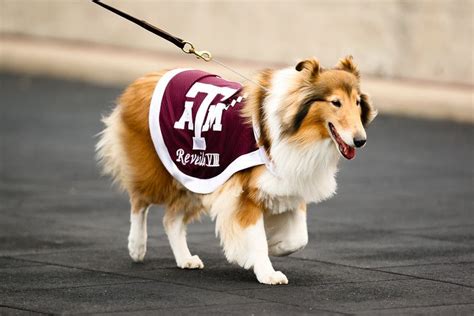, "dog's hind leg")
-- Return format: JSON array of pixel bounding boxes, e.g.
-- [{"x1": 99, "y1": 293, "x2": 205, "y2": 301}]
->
[
  {"x1": 128, "y1": 197, "x2": 150, "y2": 262},
  {"x1": 212, "y1": 189, "x2": 288, "y2": 285},
  {"x1": 163, "y1": 209, "x2": 204, "y2": 269}
]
